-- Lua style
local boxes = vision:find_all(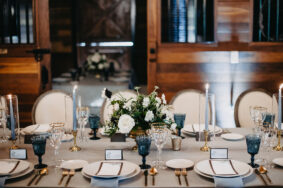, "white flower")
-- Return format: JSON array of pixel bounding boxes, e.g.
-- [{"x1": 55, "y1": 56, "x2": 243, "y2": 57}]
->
[
  {"x1": 118, "y1": 114, "x2": 135, "y2": 134},
  {"x1": 145, "y1": 110, "x2": 154, "y2": 122},
  {"x1": 170, "y1": 123, "x2": 177, "y2": 130},
  {"x1": 98, "y1": 63, "x2": 104, "y2": 70},
  {"x1": 114, "y1": 103, "x2": 119, "y2": 111},
  {"x1": 142, "y1": 97, "x2": 150, "y2": 108},
  {"x1": 101, "y1": 54, "x2": 106, "y2": 60},
  {"x1": 107, "y1": 105, "x2": 114, "y2": 118},
  {"x1": 161, "y1": 94, "x2": 167, "y2": 104},
  {"x1": 155, "y1": 97, "x2": 161, "y2": 107},
  {"x1": 89, "y1": 65, "x2": 95, "y2": 70},
  {"x1": 91, "y1": 52, "x2": 101, "y2": 63},
  {"x1": 101, "y1": 88, "x2": 107, "y2": 99},
  {"x1": 123, "y1": 100, "x2": 132, "y2": 111}
]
